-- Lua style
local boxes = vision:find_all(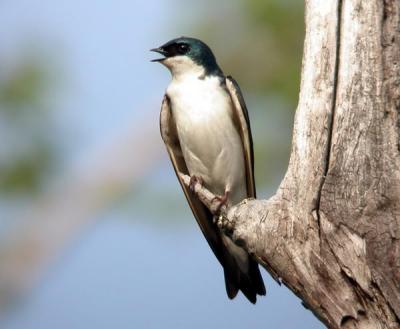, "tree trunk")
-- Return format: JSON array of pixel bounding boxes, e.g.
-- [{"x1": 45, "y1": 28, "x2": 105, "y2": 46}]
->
[{"x1": 183, "y1": 0, "x2": 400, "y2": 327}]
